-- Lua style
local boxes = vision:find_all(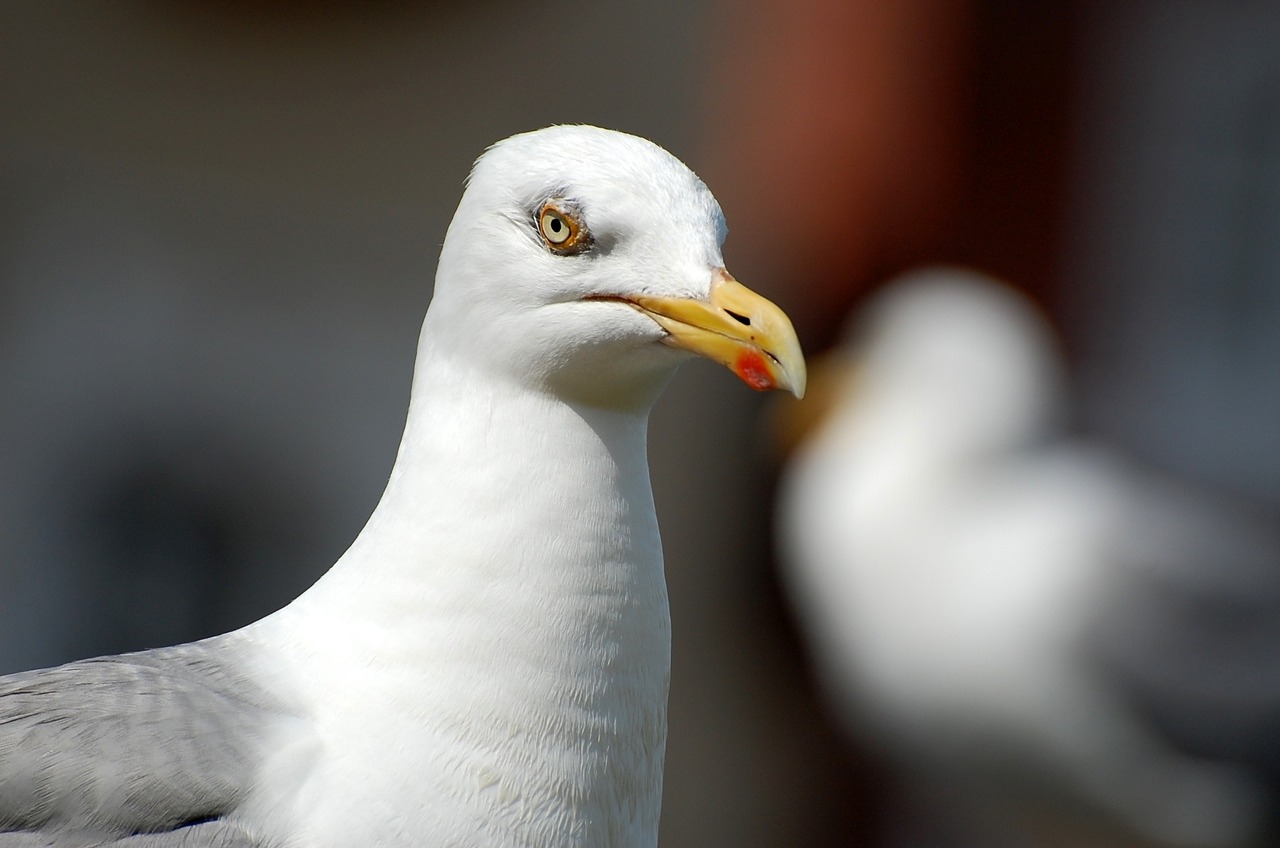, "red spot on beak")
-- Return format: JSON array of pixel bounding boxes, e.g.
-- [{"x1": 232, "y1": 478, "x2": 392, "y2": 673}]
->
[{"x1": 734, "y1": 350, "x2": 775, "y2": 392}]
